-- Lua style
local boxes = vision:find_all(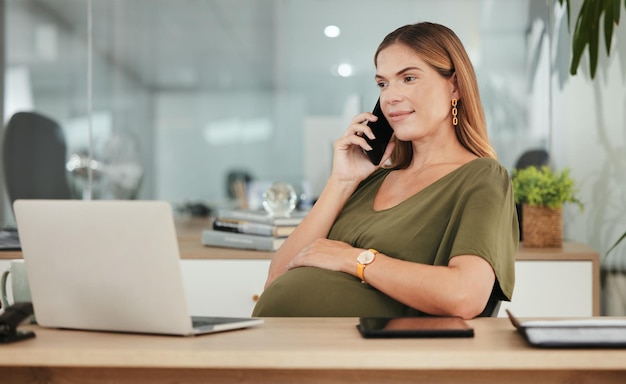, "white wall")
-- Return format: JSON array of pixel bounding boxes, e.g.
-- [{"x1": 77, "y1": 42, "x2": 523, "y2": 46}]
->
[
  {"x1": 153, "y1": 91, "x2": 304, "y2": 203},
  {"x1": 550, "y1": 1, "x2": 626, "y2": 315}
]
